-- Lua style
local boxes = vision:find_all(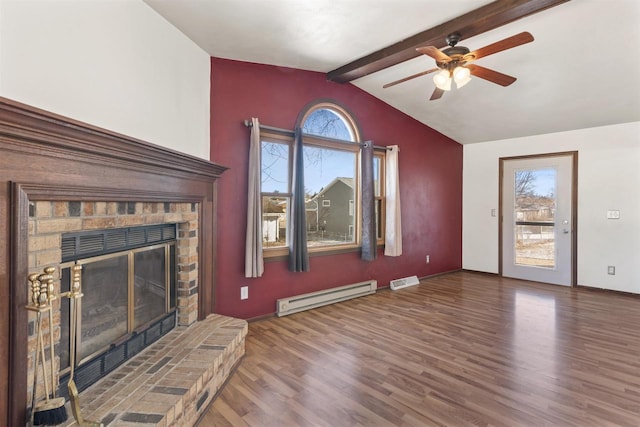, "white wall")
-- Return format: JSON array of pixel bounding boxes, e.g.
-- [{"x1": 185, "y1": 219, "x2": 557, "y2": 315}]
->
[
  {"x1": 0, "y1": 0, "x2": 210, "y2": 159},
  {"x1": 463, "y1": 122, "x2": 640, "y2": 293}
]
